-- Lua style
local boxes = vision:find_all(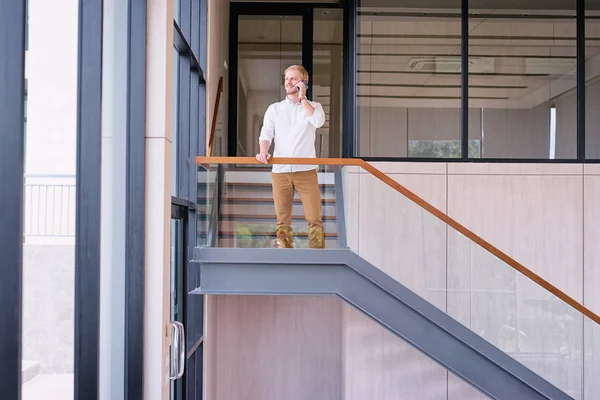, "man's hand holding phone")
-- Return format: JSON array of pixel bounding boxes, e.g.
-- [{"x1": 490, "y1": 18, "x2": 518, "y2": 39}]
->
[{"x1": 296, "y1": 80, "x2": 308, "y2": 100}]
